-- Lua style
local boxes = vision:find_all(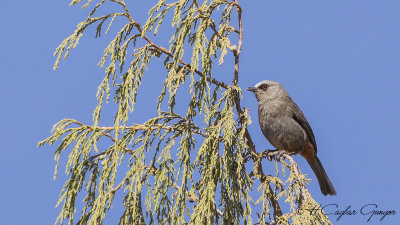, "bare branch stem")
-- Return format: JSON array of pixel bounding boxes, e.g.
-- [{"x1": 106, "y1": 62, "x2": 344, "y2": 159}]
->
[
  {"x1": 230, "y1": 0, "x2": 283, "y2": 218},
  {"x1": 233, "y1": 0, "x2": 243, "y2": 86}
]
